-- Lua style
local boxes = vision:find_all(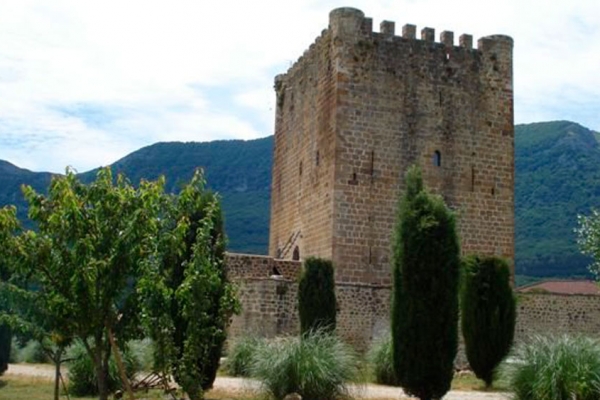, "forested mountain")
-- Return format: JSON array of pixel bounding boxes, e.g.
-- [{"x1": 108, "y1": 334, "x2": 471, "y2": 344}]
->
[
  {"x1": 0, "y1": 160, "x2": 53, "y2": 227},
  {"x1": 80, "y1": 138, "x2": 274, "y2": 255},
  {"x1": 1, "y1": 121, "x2": 599, "y2": 277},
  {"x1": 515, "y1": 121, "x2": 599, "y2": 277}
]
